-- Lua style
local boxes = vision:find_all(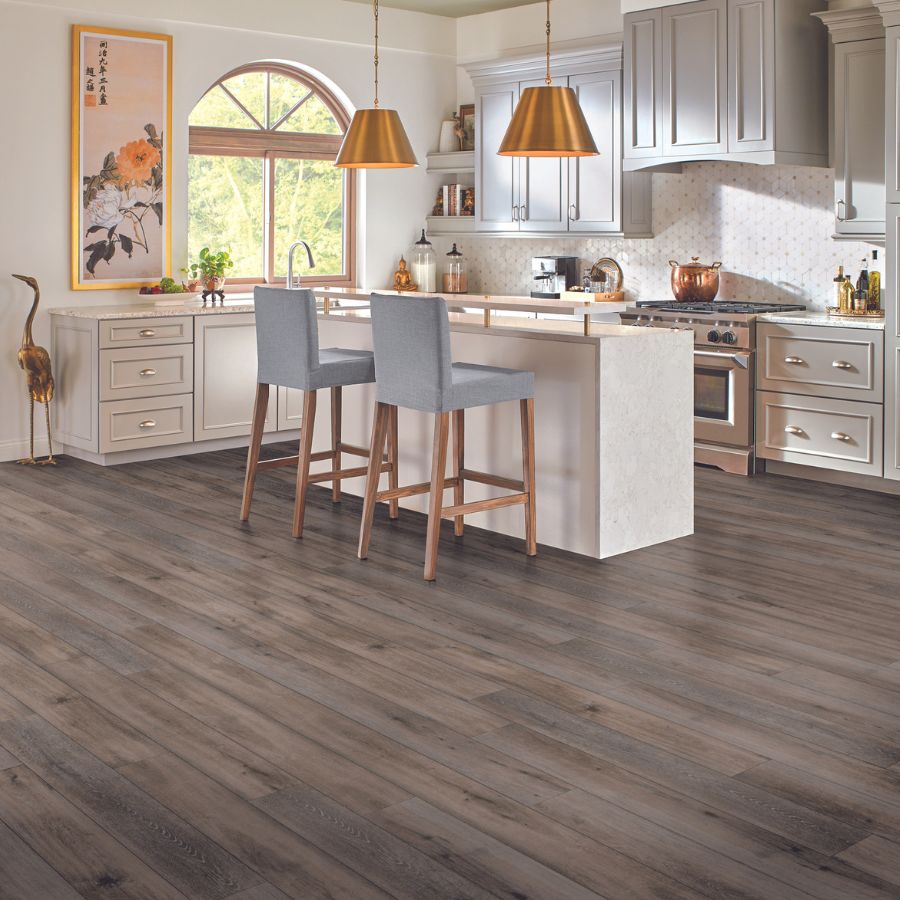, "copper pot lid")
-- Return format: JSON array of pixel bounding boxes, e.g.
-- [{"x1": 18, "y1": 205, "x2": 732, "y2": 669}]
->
[{"x1": 669, "y1": 256, "x2": 722, "y2": 270}]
